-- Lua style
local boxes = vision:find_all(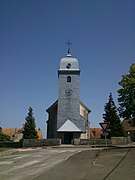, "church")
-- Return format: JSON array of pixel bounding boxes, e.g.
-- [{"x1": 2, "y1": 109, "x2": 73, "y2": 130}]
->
[{"x1": 46, "y1": 46, "x2": 91, "y2": 144}]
